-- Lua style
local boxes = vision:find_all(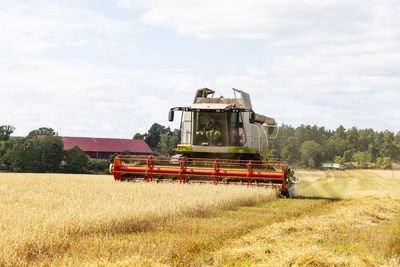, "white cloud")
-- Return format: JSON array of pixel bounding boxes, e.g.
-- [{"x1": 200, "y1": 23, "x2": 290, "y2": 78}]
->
[
  {"x1": 1, "y1": 0, "x2": 400, "y2": 139},
  {"x1": 0, "y1": 0, "x2": 136, "y2": 55},
  {"x1": 2, "y1": 53, "x2": 400, "y2": 137},
  {"x1": 115, "y1": 0, "x2": 400, "y2": 44},
  {"x1": 0, "y1": 55, "x2": 208, "y2": 137}
]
